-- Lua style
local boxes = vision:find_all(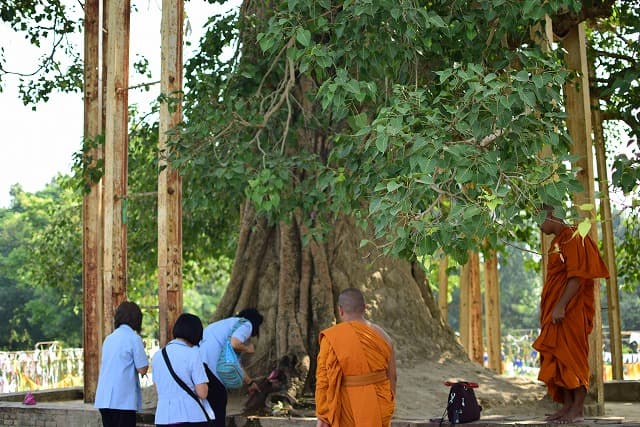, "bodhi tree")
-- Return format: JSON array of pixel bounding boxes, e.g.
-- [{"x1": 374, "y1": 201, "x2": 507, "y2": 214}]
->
[{"x1": 170, "y1": 0, "x2": 615, "y2": 397}]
